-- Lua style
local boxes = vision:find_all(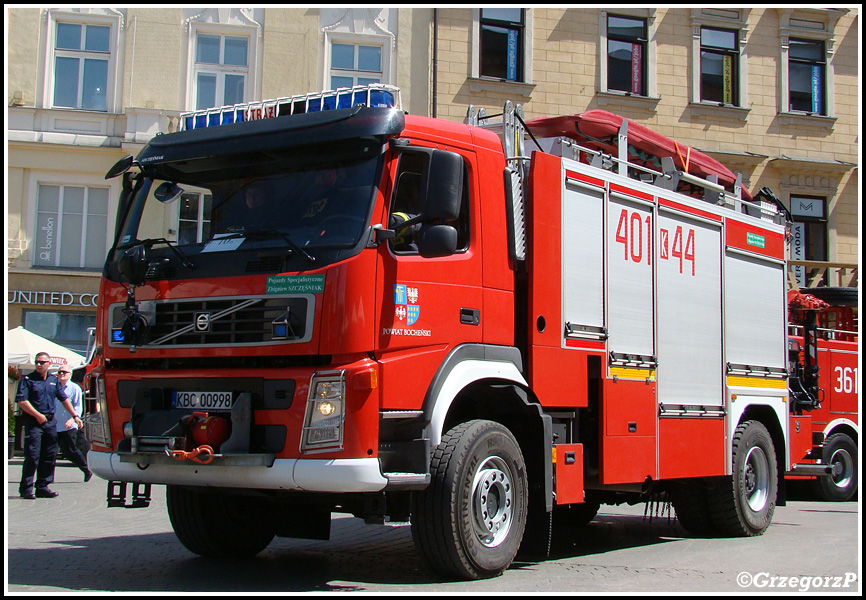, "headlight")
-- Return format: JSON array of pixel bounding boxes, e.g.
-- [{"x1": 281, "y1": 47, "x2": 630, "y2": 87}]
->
[
  {"x1": 316, "y1": 400, "x2": 337, "y2": 417},
  {"x1": 85, "y1": 373, "x2": 111, "y2": 447},
  {"x1": 301, "y1": 371, "x2": 345, "y2": 452}
]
